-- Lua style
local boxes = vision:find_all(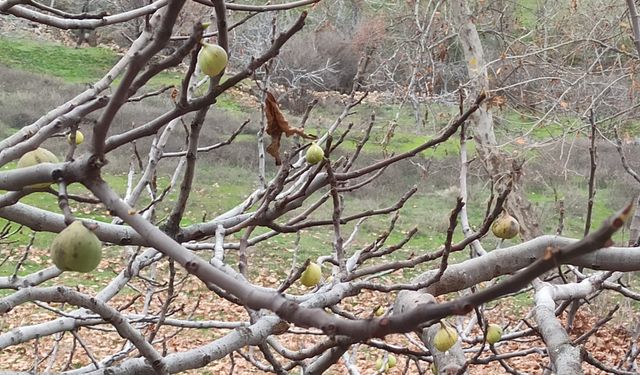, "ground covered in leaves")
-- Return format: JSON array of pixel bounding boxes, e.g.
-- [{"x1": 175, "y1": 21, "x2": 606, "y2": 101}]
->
[{"x1": 0, "y1": 247, "x2": 637, "y2": 374}]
